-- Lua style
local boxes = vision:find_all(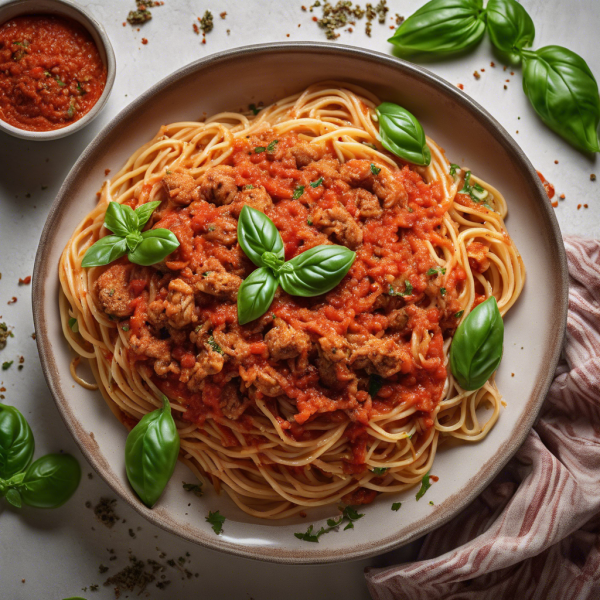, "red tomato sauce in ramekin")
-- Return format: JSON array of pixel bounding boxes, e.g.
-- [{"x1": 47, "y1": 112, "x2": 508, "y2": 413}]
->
[{"x1": 0, "y1": 15, "x2": 107, "y2": 132}]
